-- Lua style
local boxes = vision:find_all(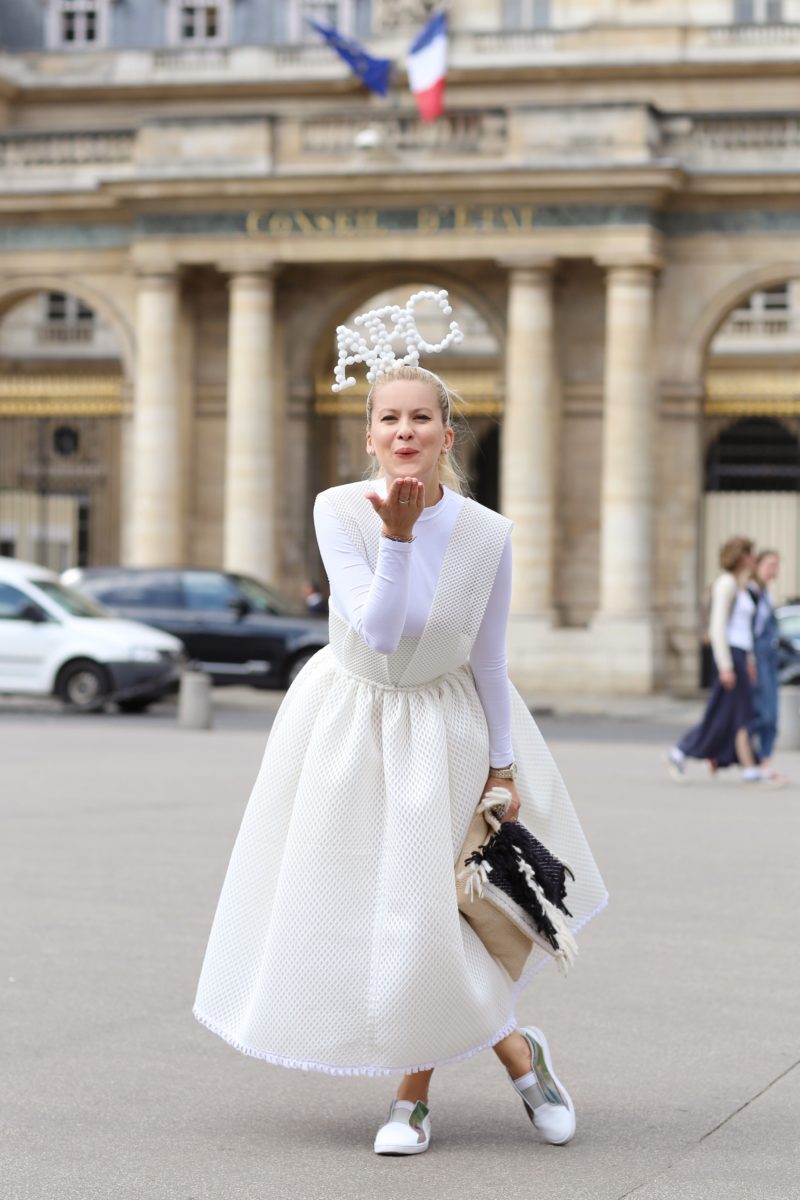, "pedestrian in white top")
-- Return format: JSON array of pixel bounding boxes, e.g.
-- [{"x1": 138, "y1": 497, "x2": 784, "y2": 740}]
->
[
  {"x1": 668, "y1": 535, "x2": 767, "y2": 782},
  {"x1": 193, "y1": 291, "x2": 607, "y2": 1155}
]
